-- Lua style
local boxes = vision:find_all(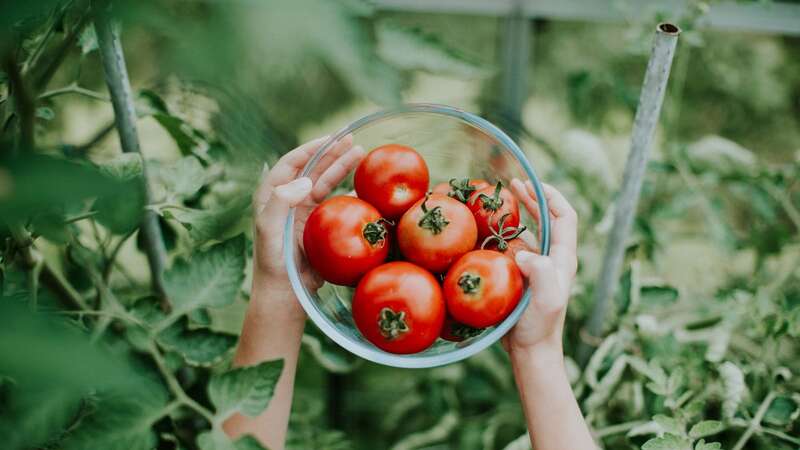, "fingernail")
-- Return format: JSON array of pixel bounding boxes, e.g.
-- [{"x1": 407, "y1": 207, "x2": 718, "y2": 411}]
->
[
  {"x1": 260, "y1": 162, "x2": 270, "y2": 179},
  {"x1": 275, "y1": 177, "x2": 312, "y2": 197},
  {"x1": 515, "y1": 250, "x2": 534, "y2": 266}
]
